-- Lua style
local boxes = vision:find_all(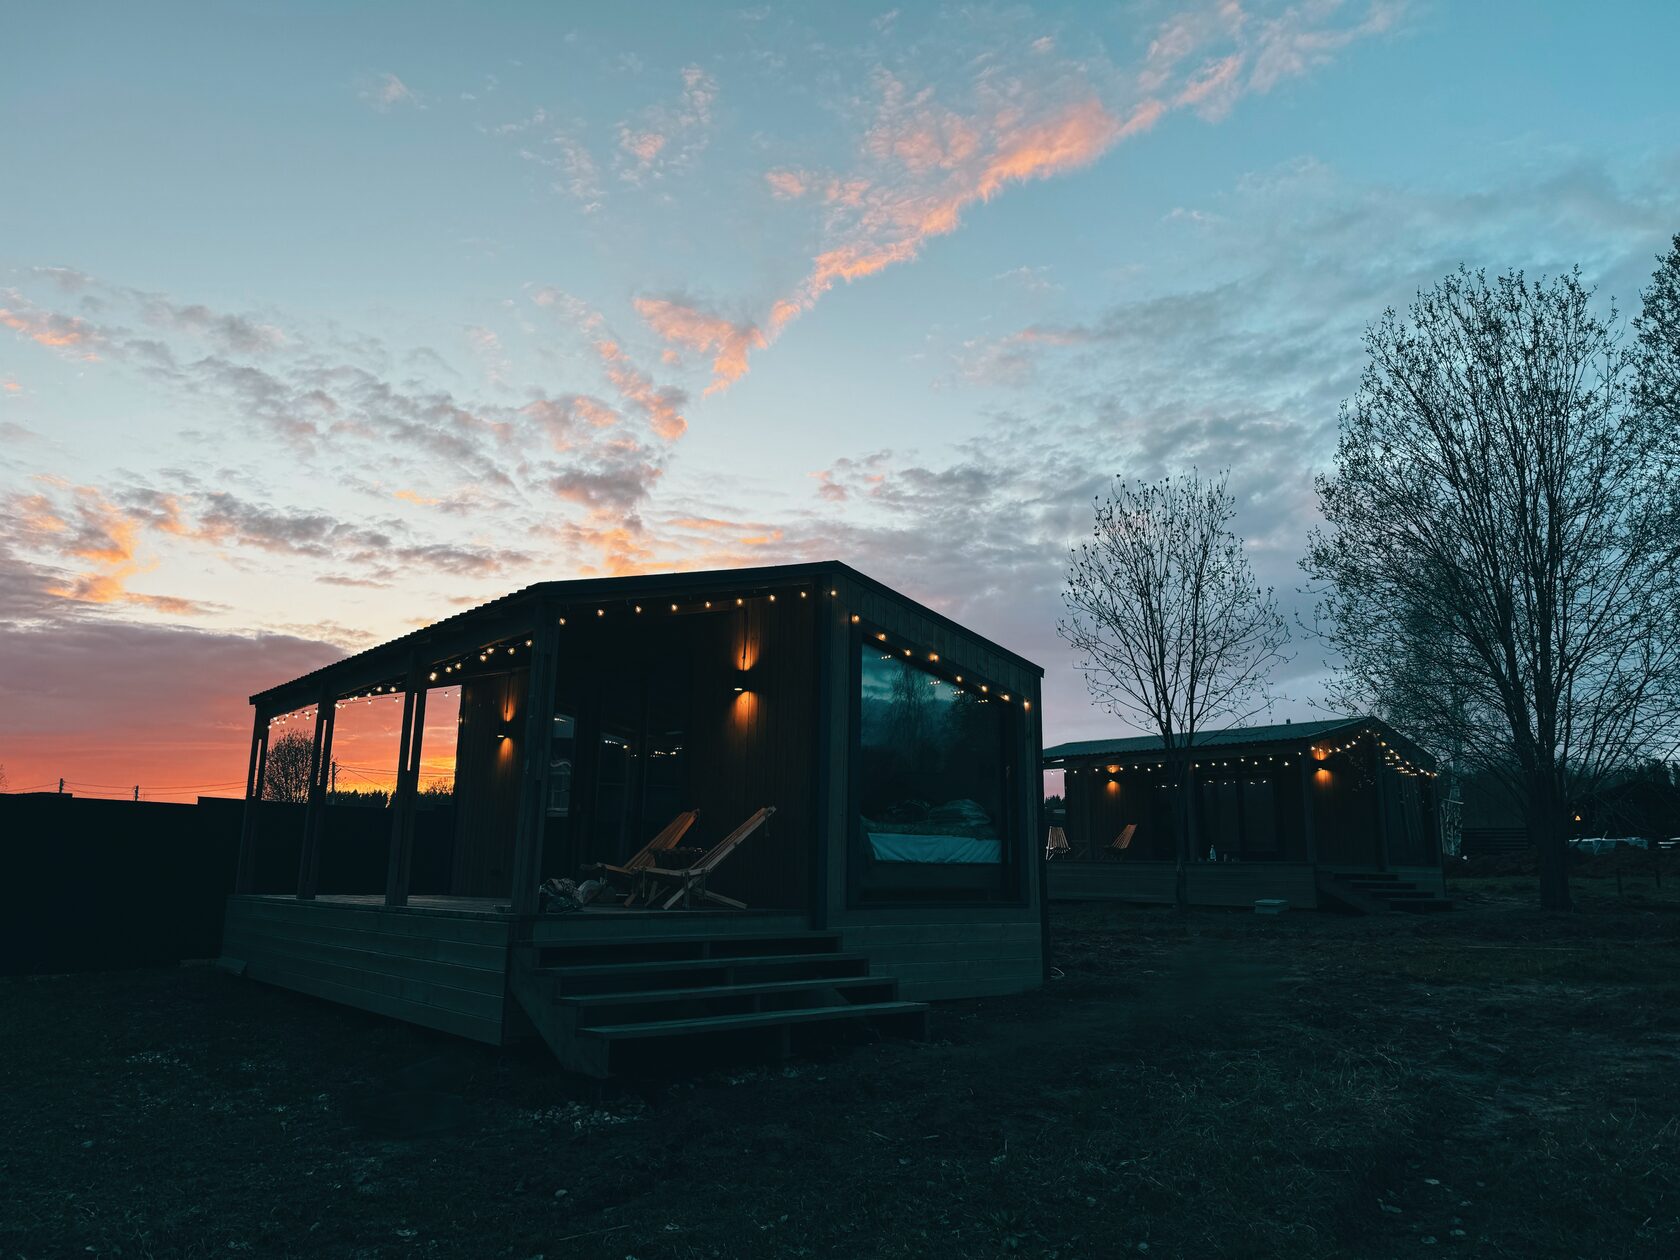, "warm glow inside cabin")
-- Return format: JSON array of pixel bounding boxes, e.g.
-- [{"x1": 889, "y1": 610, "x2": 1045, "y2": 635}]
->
[{"x1": 221, "y1": 561, "x2": 1046, "y2": 1075}]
